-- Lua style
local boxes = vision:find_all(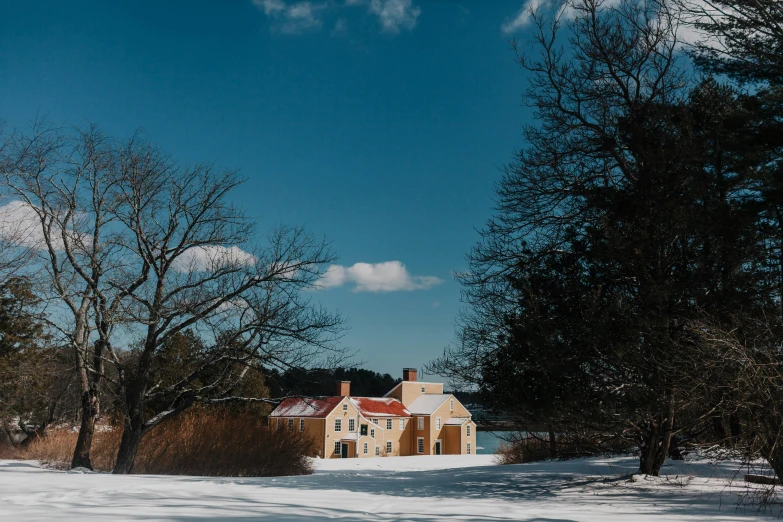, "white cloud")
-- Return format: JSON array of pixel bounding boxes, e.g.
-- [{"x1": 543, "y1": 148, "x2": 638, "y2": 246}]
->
[
  {"x1": 256, "y1": 0, "x2": 286, "y2": 15},
  {"x1": 368, "y1": 0, "x2": 420, "y2": 33},
  {"x1": 0, "y1": 200, "x2": 88, "y2": 251},
  {"x1": 502, "y1": 0, "x2": 707, "y2": 45},
  {"x1": 331, "y1": 18, "x2": 348, "y2": 37},
  {"x1": 318, "y1": 261, "x2": 442, "y2": 292},
  {"x1": 501, "y1": 0, "x2": 542, "y2": 33},
  {"x1": 0, "y1": 200, "x2": 49, "y2": 249},
  {"x1": 252, "y1": 0, "x2": 421, "y2": 35},
  {"x1": 172, "y1": 245, "x2": 257, "y2": 273},
  {"x1": 252, "y1": 0, "x2": 326, "y2": 34}
]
